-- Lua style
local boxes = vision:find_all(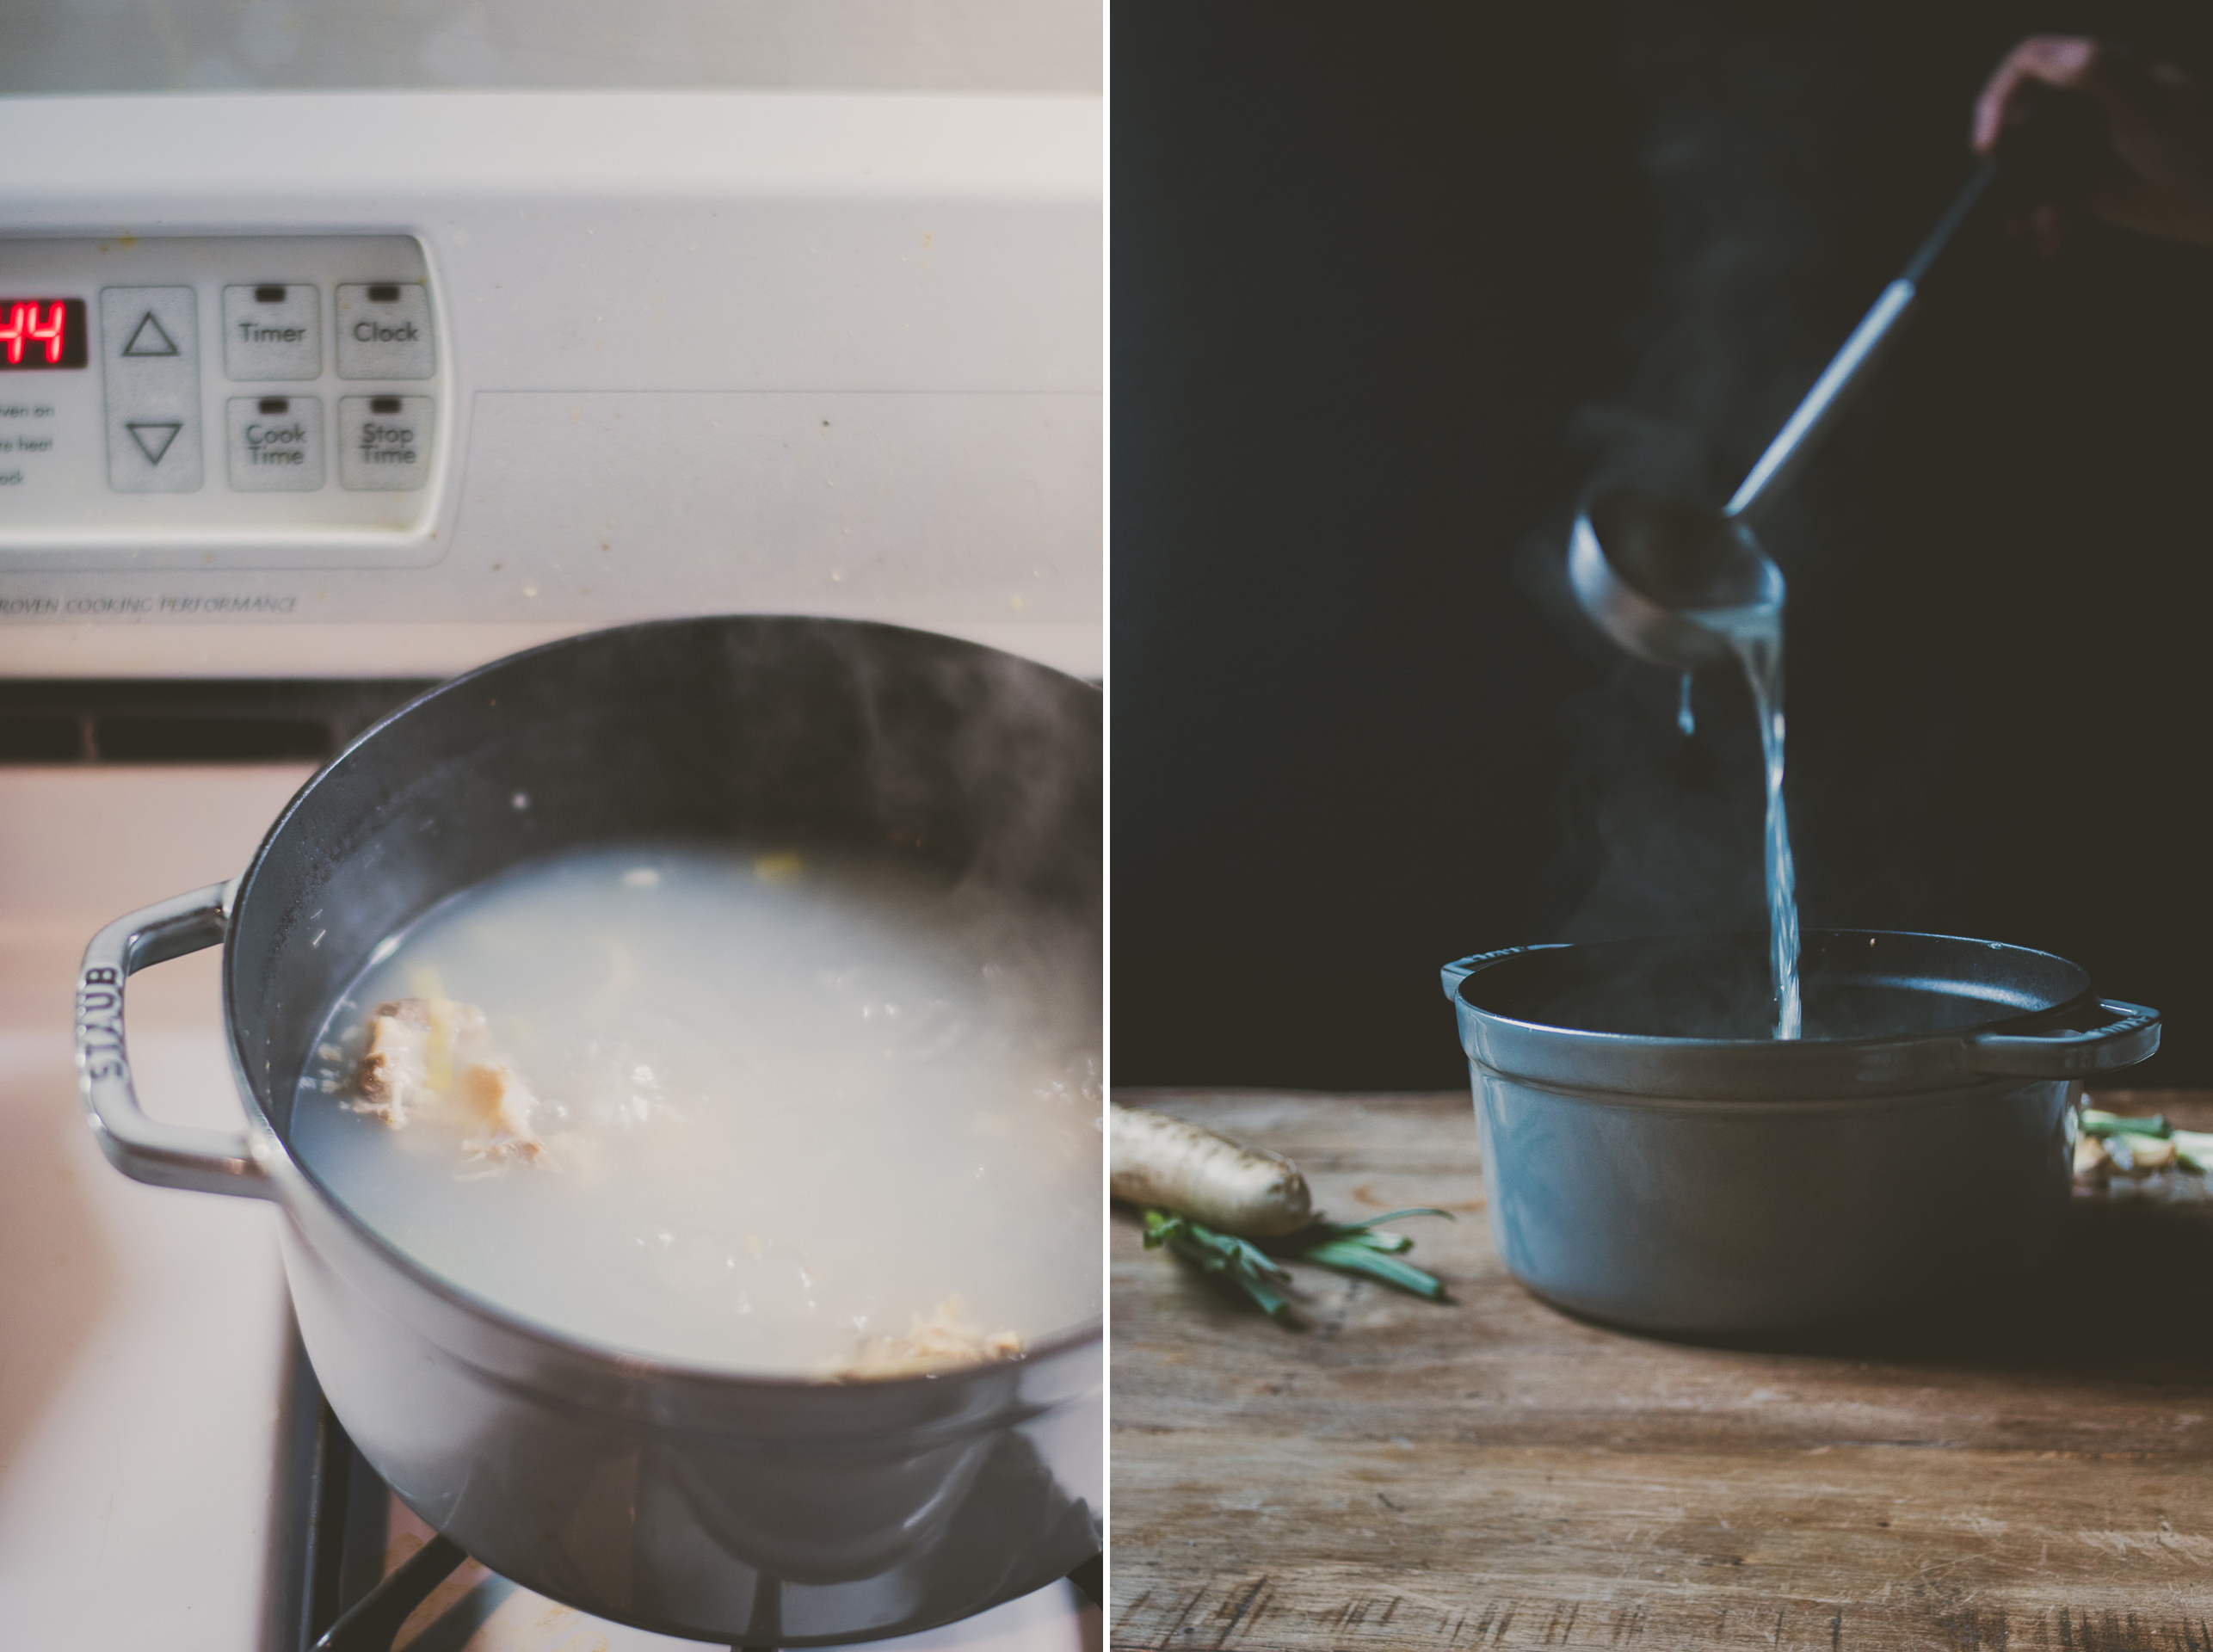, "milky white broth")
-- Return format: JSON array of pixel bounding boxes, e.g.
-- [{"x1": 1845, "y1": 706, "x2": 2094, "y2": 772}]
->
[{"x1": 288, "y1": 841, "x2": 1101, "y2": 1375}]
